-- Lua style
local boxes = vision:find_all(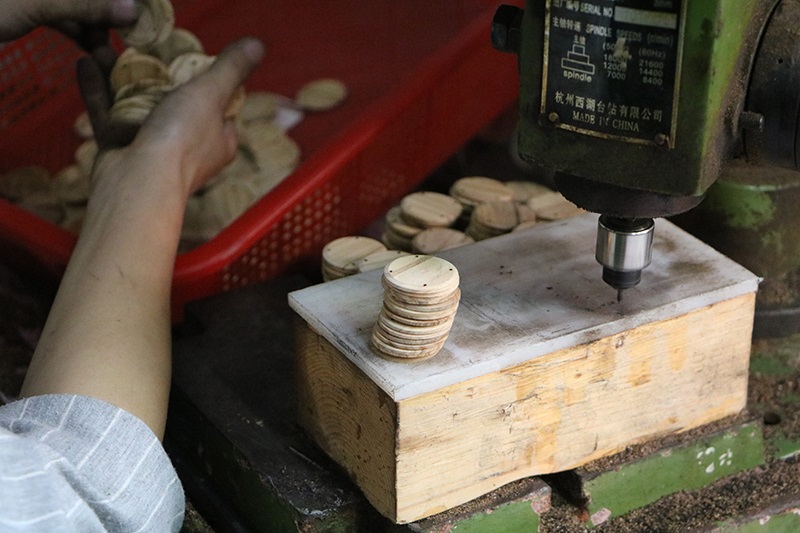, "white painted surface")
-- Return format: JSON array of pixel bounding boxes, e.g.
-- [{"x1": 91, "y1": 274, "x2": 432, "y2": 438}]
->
[{"x1": 289, "y1": 213, "x2": 759, "y2": 401}]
